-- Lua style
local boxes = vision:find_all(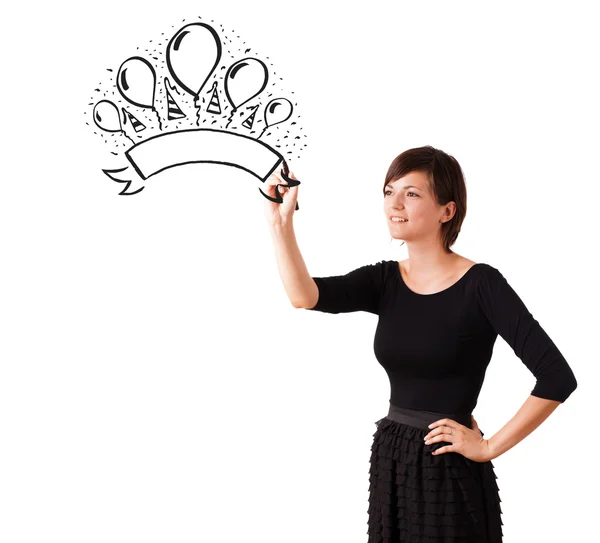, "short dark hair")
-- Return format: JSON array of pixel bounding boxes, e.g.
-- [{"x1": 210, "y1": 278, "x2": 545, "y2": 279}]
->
[{"x1": 383, "y1": 145, "x2": 467, "y2": 253}]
